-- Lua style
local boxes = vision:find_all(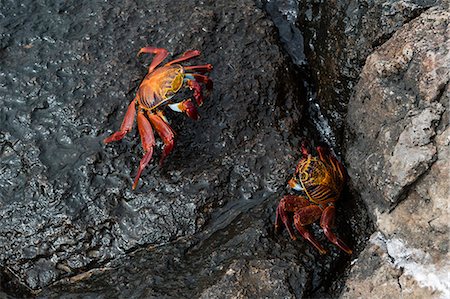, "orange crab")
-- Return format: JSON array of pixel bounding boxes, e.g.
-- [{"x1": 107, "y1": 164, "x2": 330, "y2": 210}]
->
[
  {"x1": 104, "y1": 47, "x2": 213, "y2": 189},
  {"x1": 275, "y1": 141, "x2": 352, "y2": 255}
]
